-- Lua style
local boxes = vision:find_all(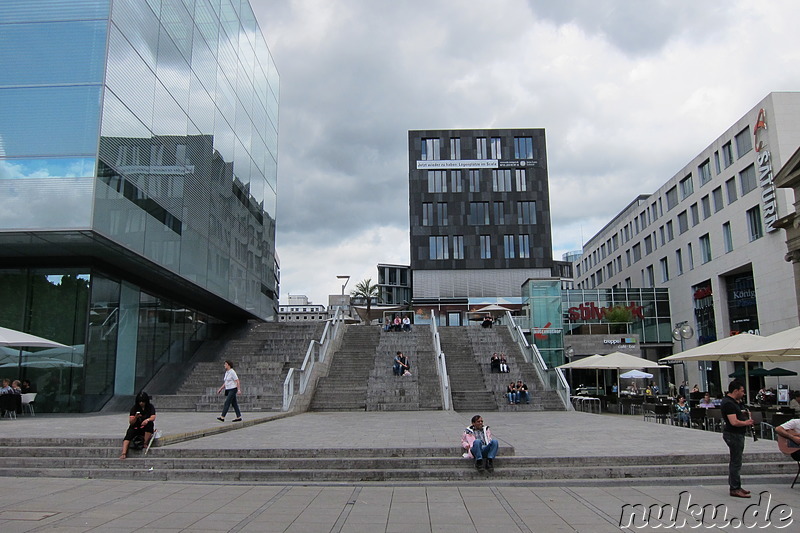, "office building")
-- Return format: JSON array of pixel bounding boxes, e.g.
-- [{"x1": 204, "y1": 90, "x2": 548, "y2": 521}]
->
[
  {"x1": 0, "y1": 0, "x2": 279, "y2": 411},
  {"x1": 408, "y1": 128, "x2": 570, "y2": 325},
  {"x1": 574, "y1": 92, "x2": 800, "y2": 392},
  {"x1": 377, "y1": 264, "x2": 411, "y2": 306}
]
